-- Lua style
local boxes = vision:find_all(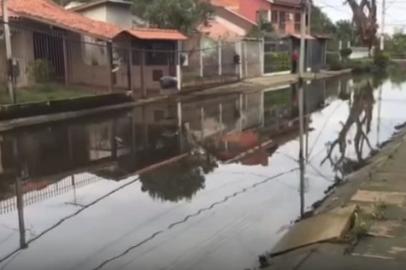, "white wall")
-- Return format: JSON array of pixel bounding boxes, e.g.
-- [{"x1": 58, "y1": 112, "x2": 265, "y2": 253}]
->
[
  {"x1": 77, "y1": 4, "x2": 133, "y2": 28},
  {"x1": 79, "y1": 5, "x2": 107, "y2": 22},
  {"x1": 0, "y1": 28, "x2": 35, "y2": 88},
  {"x1": 106, "y1": 4, "x2": 132, "y2": 28},
  {"x1": 350, "y1": 47, "x2": 370, "y2": 60}
]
